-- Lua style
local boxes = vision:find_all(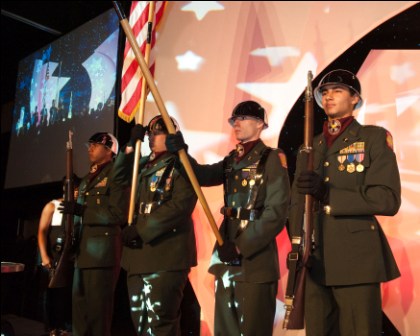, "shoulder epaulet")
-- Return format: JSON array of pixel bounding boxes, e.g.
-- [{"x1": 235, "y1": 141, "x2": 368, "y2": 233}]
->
[{"x1": 363, "y1": 125, "x2": 383, "y2": 130}]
